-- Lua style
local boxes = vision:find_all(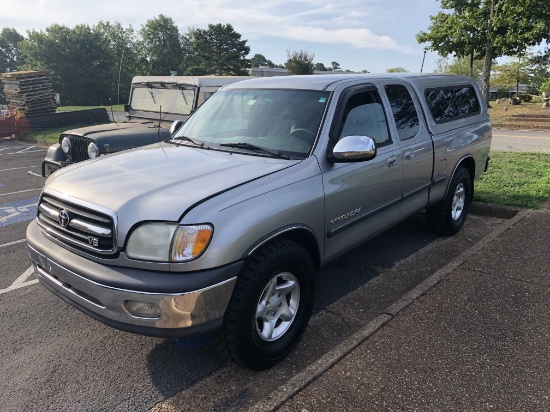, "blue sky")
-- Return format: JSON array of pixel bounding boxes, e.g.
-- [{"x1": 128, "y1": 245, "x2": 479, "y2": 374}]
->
[{"x1": 2, "y1": 0, "x2": 446, "y2": 73}]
